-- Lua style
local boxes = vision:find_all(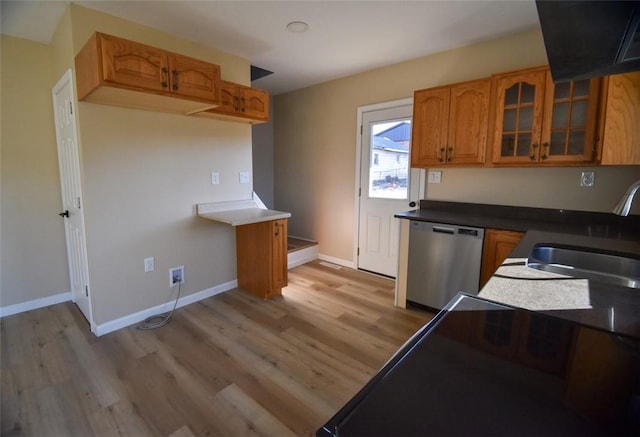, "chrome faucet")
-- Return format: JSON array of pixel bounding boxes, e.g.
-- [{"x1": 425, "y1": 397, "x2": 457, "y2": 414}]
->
[{"x1": 613, "y1": 179, "x2": 640, "y2": 216}]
